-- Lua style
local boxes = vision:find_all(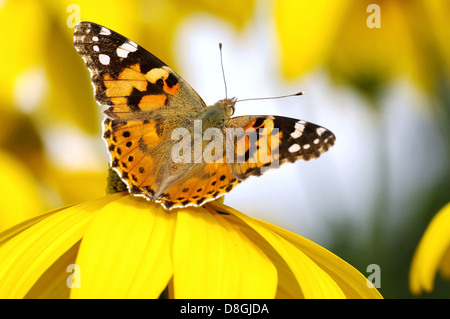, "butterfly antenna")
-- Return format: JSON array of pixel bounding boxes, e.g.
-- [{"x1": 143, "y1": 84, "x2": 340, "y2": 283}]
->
[
  {"x1": 219, "y1": 42, "x2": 228, "y2": 99},
  {"x1": 236, "y1": 91, "x2": 305, "y2": 103}
]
